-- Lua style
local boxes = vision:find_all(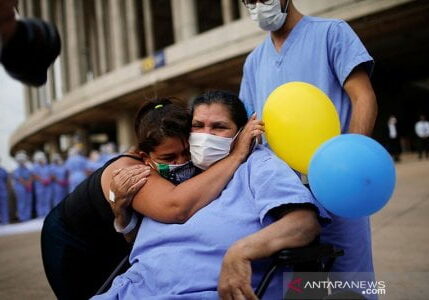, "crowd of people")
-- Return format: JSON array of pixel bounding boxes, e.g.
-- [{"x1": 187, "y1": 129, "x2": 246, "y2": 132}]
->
[{"x1": 0, "y1": 143, "x2": 118, "y2": 225}]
